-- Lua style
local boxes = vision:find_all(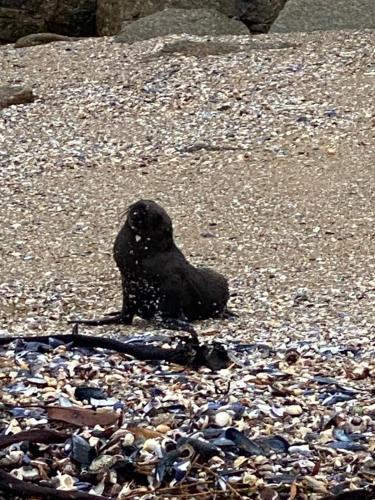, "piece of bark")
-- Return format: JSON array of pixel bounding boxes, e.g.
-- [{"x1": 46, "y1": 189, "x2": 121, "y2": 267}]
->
[
  {"x1": 127, "y1": 426, "x2": 163, "y2": 440},
  {"x1": 47, "y1": 406, "x2": 119, "y2": 427},
  {"x1": 0, "y1": 429, "x2": 67, "y2": 450}
]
